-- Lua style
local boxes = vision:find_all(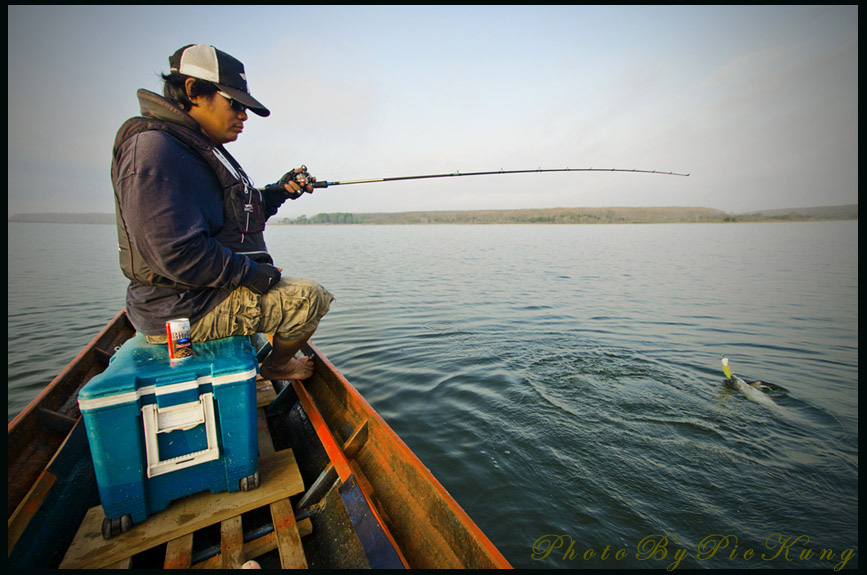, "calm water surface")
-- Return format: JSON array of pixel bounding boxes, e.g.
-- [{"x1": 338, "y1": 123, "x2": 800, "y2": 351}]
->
[{"x1": 7, "y1": 221, "x2": 858, "y2": 569}]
